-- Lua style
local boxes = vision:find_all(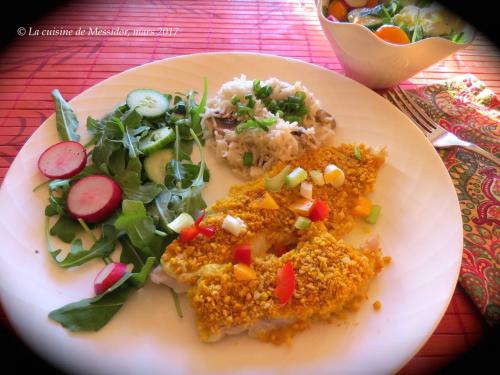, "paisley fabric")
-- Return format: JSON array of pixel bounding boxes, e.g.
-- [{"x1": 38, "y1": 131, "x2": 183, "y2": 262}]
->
[{"x1": 405, "y1": 75, "x2": 499, "y2": 326}]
